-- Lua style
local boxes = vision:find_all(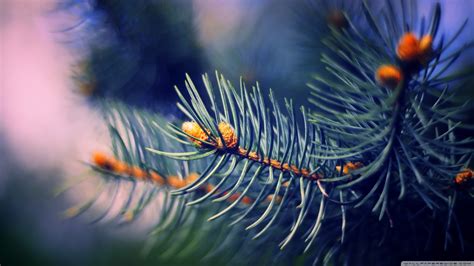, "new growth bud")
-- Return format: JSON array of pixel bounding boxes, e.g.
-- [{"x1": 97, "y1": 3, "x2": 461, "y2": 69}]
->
[
  {"x1": 397, "y1": 32, "x2": 433, "y2": 63},
  {"x1": 217, "y1": 122, "x2": 238, "y2": 149},
  {"x1": 182, "y1": 121, "x2": 209, "y2": 147},
  {"x1": 376, "y1": 65, "x2": 403, "y2": 89}
]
